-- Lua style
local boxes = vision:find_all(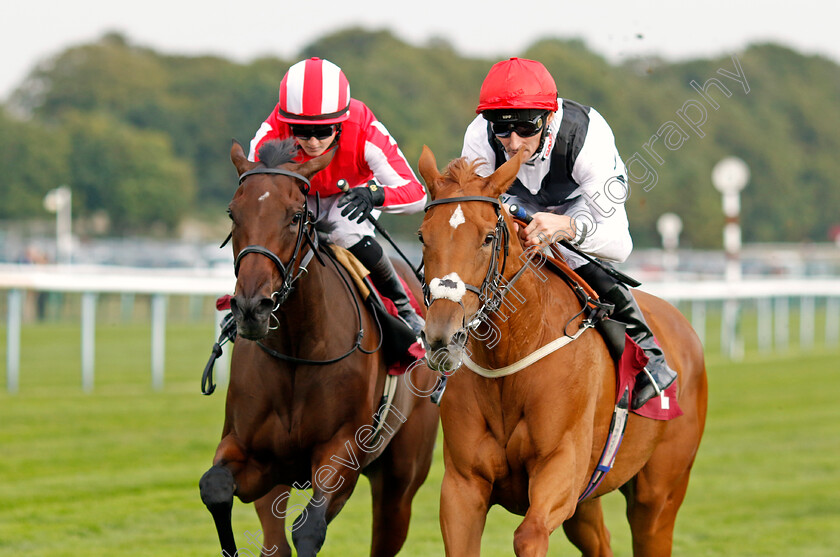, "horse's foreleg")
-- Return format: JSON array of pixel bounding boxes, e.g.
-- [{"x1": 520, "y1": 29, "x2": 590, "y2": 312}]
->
[
  {"x1": 367, "y1": 462, "x2": 413, "y2": 557},
  {"x1": 201, "y1": 435, "x2": 274, "y2": 556},
  {"x1": 291, "y1": 449, "x2": 362, "y2": 557},
  {"x1": 254, "y1": 485, "x2": 293, "y2": 557},
  {"x1": 440, "y1": 467, "x2": 492, "y2": 557},
  {"x1": 290, "y1": 495, "x2": 329, "y2": 557},
  {"x1": 513, "y1": 452, "x2": 580, "y2": 557},
  {"x1": 367, "y1": 398, "x2": 438, "y2": 557},
  {"x1": 562, "y1": 497, "x2": 613, "y2": 557},
  {"x1": 199, "y1": 464, "x2": 238, "y2": 555}
]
